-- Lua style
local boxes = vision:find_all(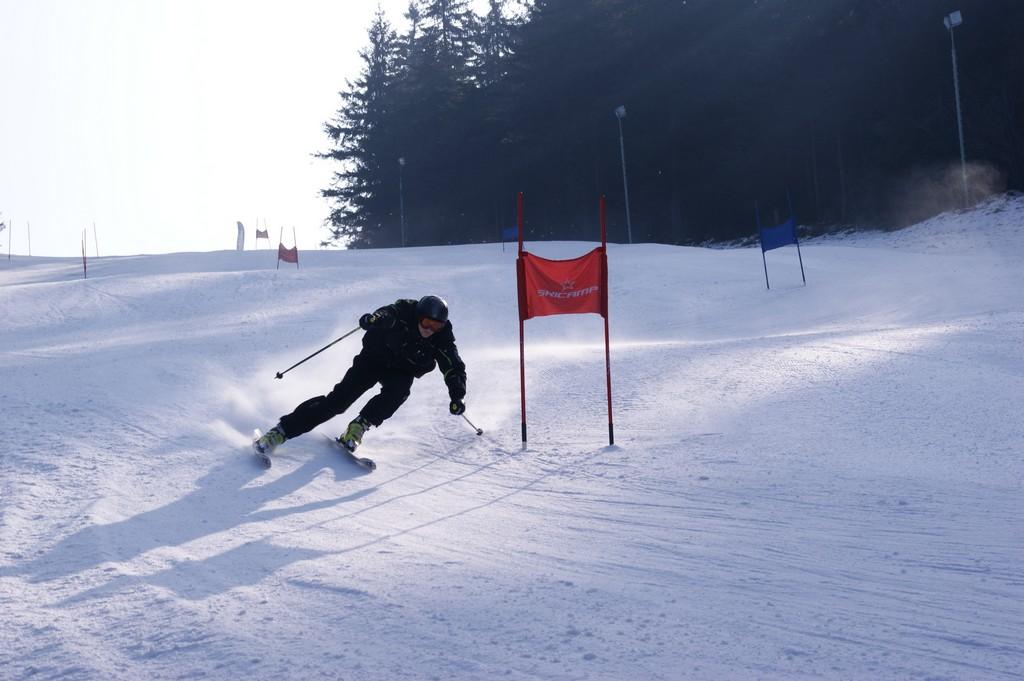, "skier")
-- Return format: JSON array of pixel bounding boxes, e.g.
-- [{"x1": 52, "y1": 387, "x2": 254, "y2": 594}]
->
[{"x1": 255, "y1": 295, "x2": 467, "y2": 458}]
